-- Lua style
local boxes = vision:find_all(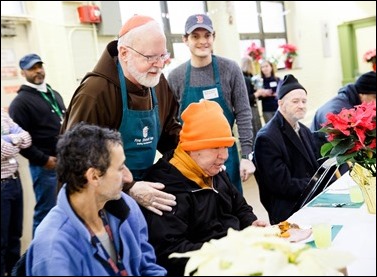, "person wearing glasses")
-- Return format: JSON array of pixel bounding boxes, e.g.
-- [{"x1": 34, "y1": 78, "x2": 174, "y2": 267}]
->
[
  {"x1": 61, "y1": 15, "x2": 181, "y2": 216},
  {"x1": 167, "y1": 14, "x2": 255, "y2": 194}
]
